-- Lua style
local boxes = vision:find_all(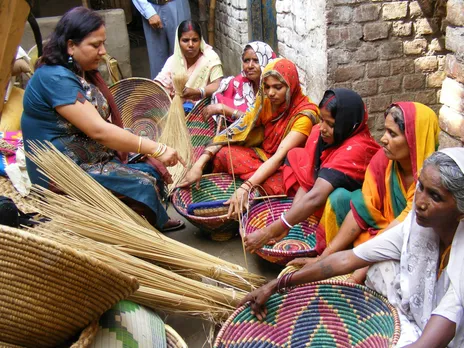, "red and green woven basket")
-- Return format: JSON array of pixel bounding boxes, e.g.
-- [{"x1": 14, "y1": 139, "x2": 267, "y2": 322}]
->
[
  {"x1": 172, "y1": 173, "x2": 250, "y2": 240},
  {"x1": 244, "y1": 198, "x2": 319, "y2": 265},
  {"x1": 185, "y1": 97, "x2": 216, "y2": 161},
  {"x1": 214, "y1": 281, "x2": 401, "y2": 348}
]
